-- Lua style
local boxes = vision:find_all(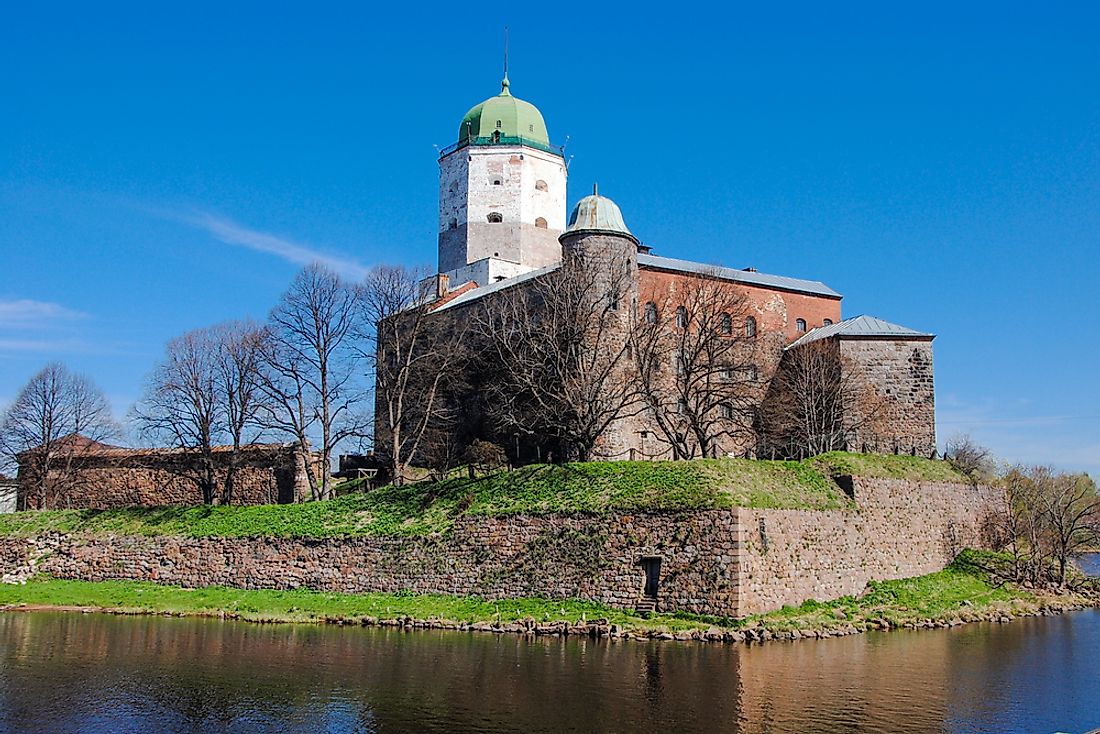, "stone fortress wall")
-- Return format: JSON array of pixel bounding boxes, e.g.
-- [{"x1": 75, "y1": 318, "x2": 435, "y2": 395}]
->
[{"x1": 0, "y1": 475, "x2": 997, "y2": 618}]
